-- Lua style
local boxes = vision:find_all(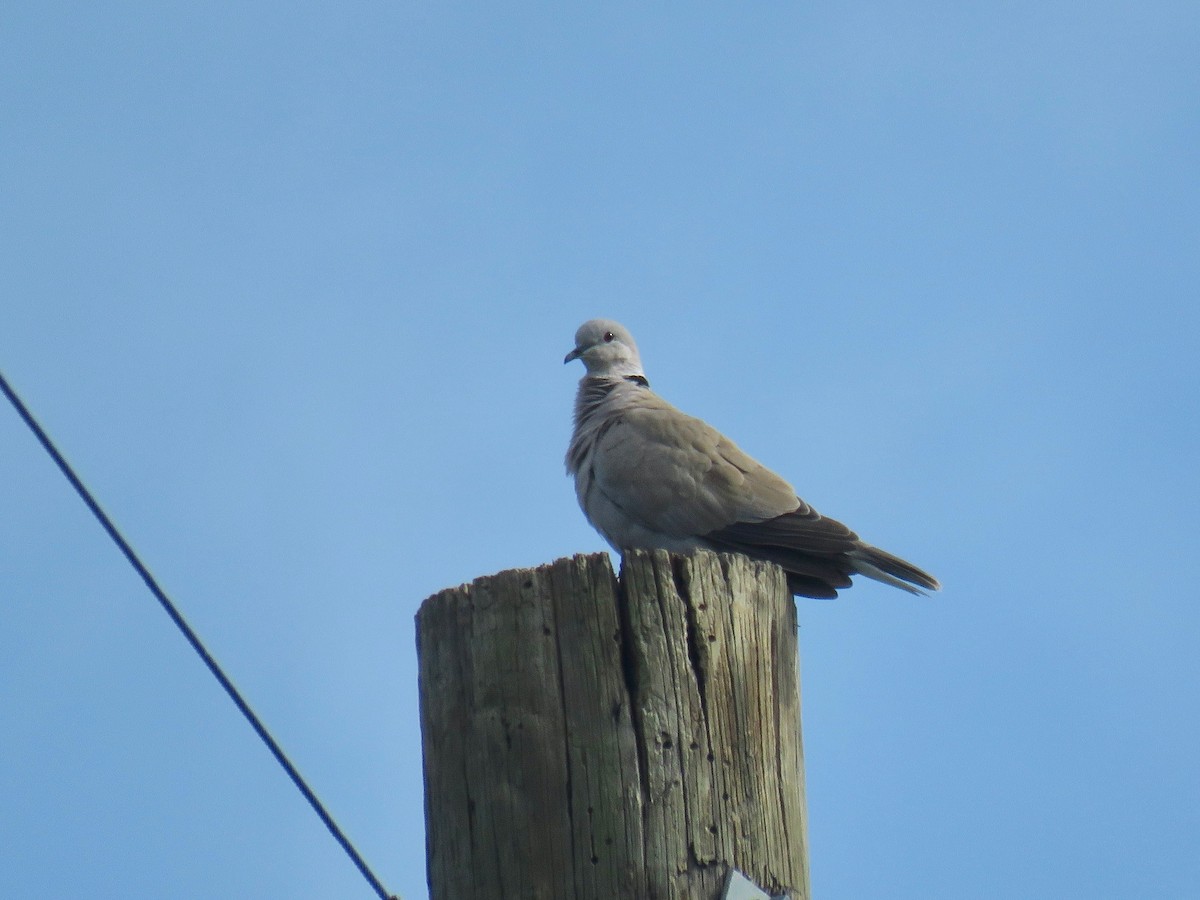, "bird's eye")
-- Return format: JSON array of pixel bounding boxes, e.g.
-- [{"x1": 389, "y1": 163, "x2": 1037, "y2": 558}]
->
[{"x1": 603, "y1": 332, "x2": 615, "y2": 343}]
